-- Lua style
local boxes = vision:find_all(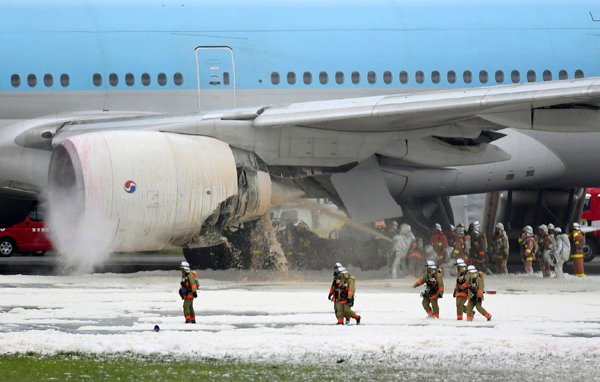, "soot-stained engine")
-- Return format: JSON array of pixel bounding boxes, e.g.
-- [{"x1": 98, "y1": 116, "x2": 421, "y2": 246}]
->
[{"x1": 48, "y1": 131, "x2": 240, "y2": 252}]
